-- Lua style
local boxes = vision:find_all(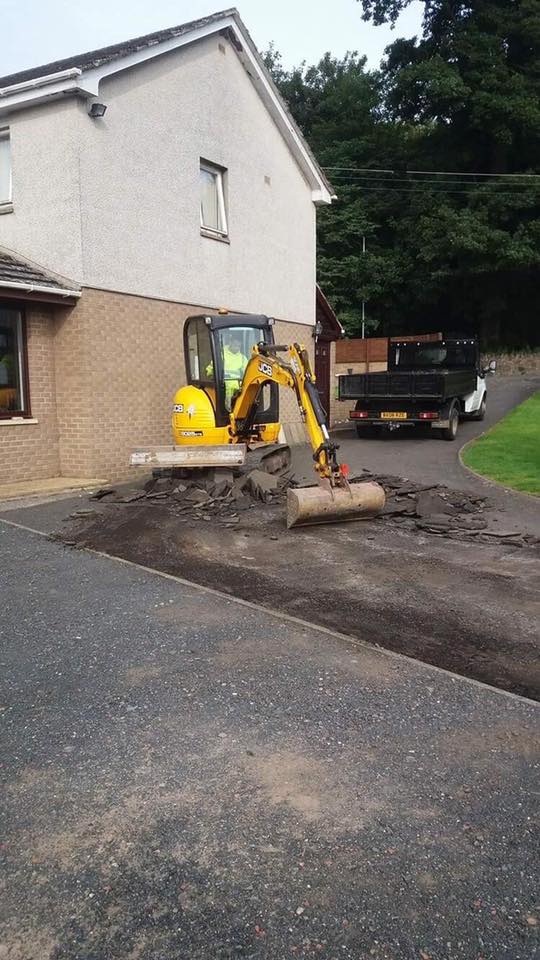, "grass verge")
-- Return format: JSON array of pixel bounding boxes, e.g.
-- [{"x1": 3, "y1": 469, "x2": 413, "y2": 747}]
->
[{"x1": 462, "y1": 392, "x2": 540, "y2": 495}]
